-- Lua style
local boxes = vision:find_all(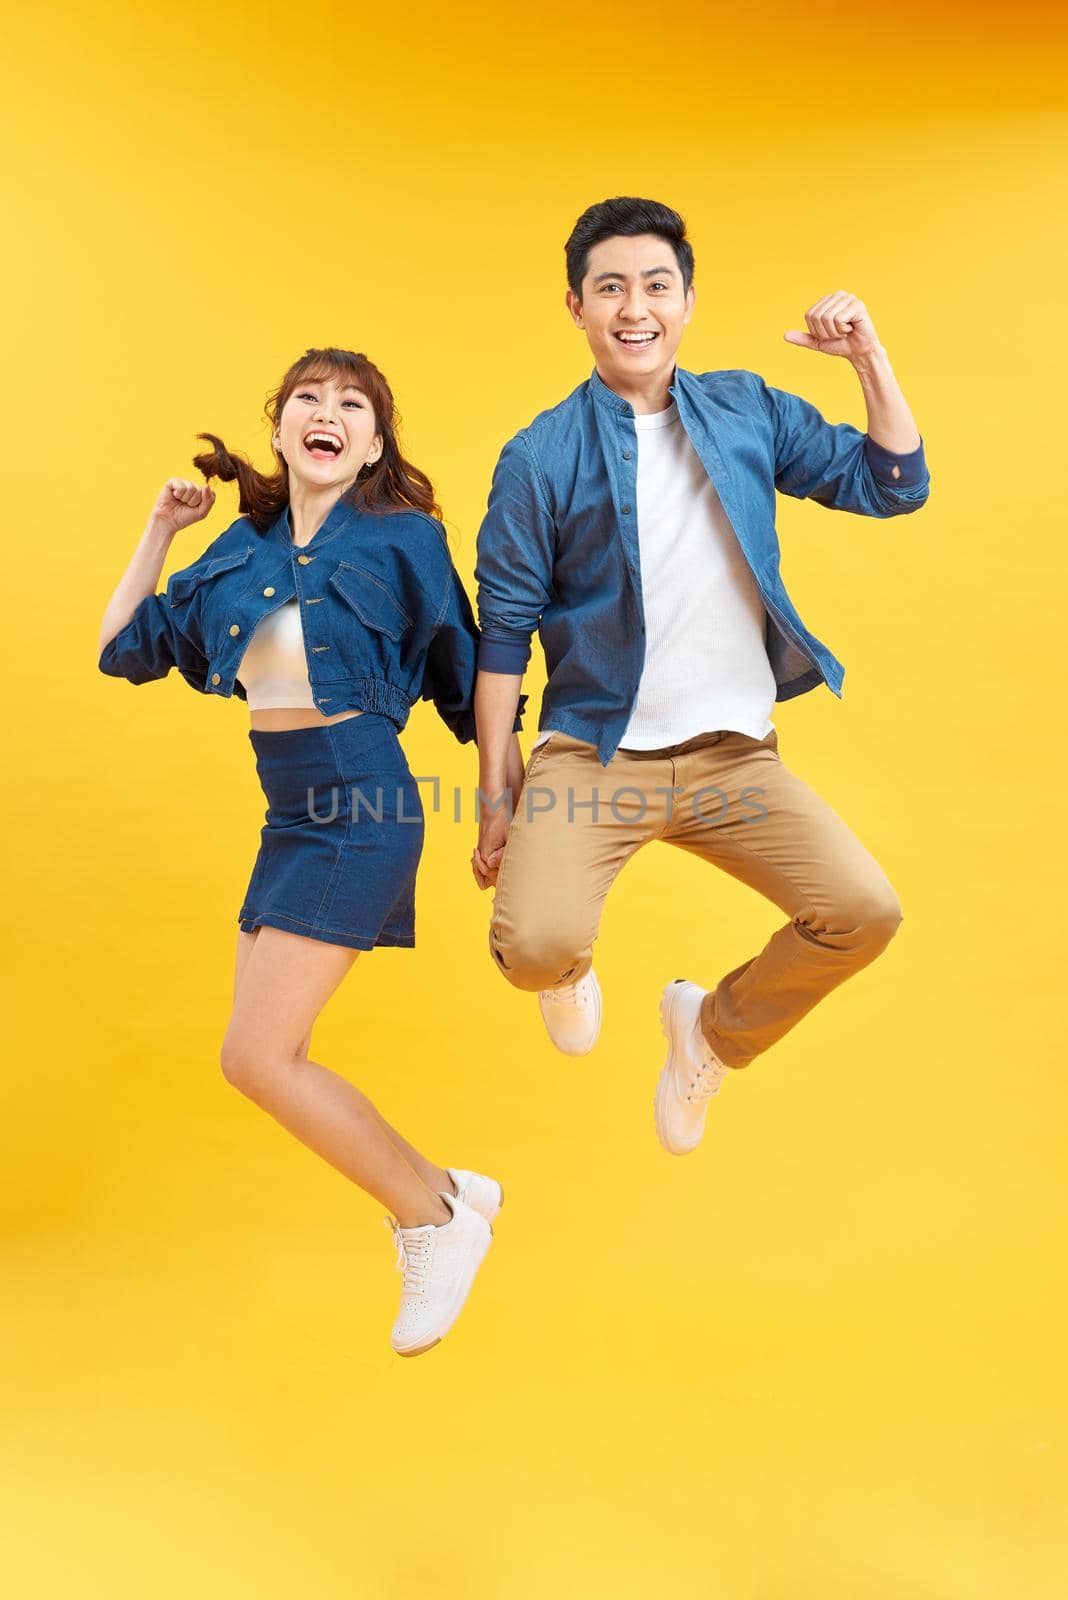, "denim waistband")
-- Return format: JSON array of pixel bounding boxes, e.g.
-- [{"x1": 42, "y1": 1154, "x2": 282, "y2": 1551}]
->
[{"x1": 247, "y1": 712, "x2": 394, "y2": 753}]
